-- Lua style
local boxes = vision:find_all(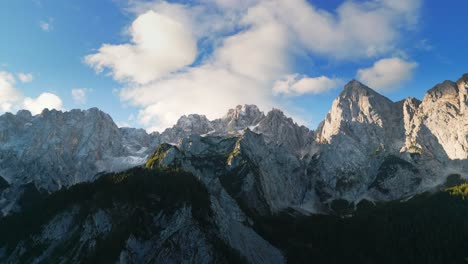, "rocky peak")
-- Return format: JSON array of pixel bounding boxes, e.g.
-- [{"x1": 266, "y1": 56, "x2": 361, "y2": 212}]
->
[
  {"x1": 318, "y1": 80, "x2": 399, "y2": 145},
  {"x1": 160, "y1": 114, "x2": 213, "y2": 144},
  {"x1": 158, "y1": 105, "x2": 265, "y2": 144},
  {"x1": 423, "y1": 80, "x2": 459, "y2": 104},
  {"x1": 456, "y1": 73, "x2": 468, "y2": 85},
  {"x1": 340, "y1": 80, "x2": 394, "y2": 106},
  {"x1": 264, "y1": 108, "x2": 287, "y2": 119},
  {"x1": 405, "y1": 74, "x2": 468, "y2": 160},
  {"x1": 218, "y1": 104, "x2": 265, "y2": 132},
  {"x1": 256, "y1": 109, "x2": 290, "y2": 128},
  {"x1": 341, "y1": 79, "x2": 383, "y2": 99},
  {"x1": 254, "y1": 109, "x2": 314, "y2": 156},
  {"x1": 0, "y1": 108, "x2": 156, "y2": 192},
  {"x1": 16, "y1": 110, "x2": 32, "y2": 120},
  {"x1": 224, "y1": 105, "x2": 263, "y2": 120},
  {"x1": 175, "y1": 114, "x2": 213, "y2": 132},
  {"x1": 120, "y1": 127, "x2": 160, "y2": 153}
]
